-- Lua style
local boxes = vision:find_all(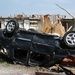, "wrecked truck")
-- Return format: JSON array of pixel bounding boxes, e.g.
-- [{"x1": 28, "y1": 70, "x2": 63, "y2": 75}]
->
[{"x1": 0, "y1": 19, "x2": 75, "y2": 68}]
